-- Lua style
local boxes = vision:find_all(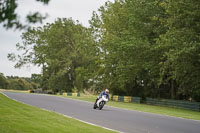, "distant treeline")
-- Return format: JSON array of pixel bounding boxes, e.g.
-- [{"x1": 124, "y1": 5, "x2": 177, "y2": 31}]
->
[
  {"x1": 0, "y1": 73, "x2": 41, "y2": 90},
  {"x1": 8, "y1": 0, "x2": 200, "y2": 101}
]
